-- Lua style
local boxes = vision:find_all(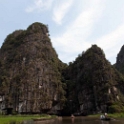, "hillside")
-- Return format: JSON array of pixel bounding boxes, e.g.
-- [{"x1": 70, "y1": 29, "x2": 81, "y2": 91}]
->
[
  {"x1": 0, "y1": 22, "x2": 124, "y2": 115},
  {"x1": 63, "y1": 45, "x2": 124, "y2": 114},
  {"x1": 0, "y1": 22, "x2": 66, "y2": 114}
]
